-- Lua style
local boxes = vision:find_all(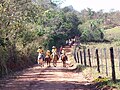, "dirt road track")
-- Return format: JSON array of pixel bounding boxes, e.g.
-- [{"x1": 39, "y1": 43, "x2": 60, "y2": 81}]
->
[
  {"x1": 0, "y1": 46, "x2": 99, "y2": 90},
  {"x1": 0, "y1": 64, "x2": 98, "y2": 90}
]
